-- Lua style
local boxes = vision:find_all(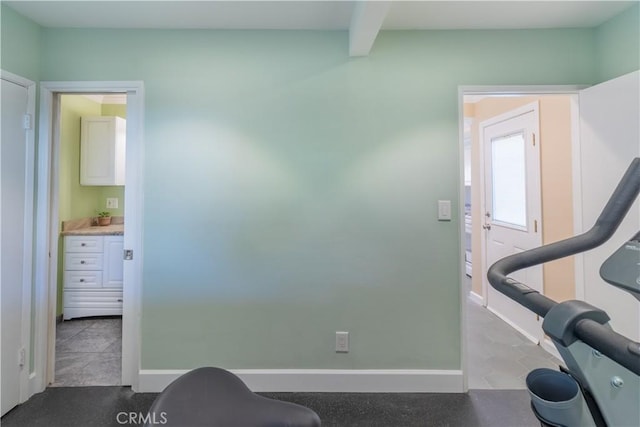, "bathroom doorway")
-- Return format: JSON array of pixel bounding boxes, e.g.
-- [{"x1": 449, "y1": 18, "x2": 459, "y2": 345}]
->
[{"x1": 51, "y1": 94, "x2": 127, "y2": 386}]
